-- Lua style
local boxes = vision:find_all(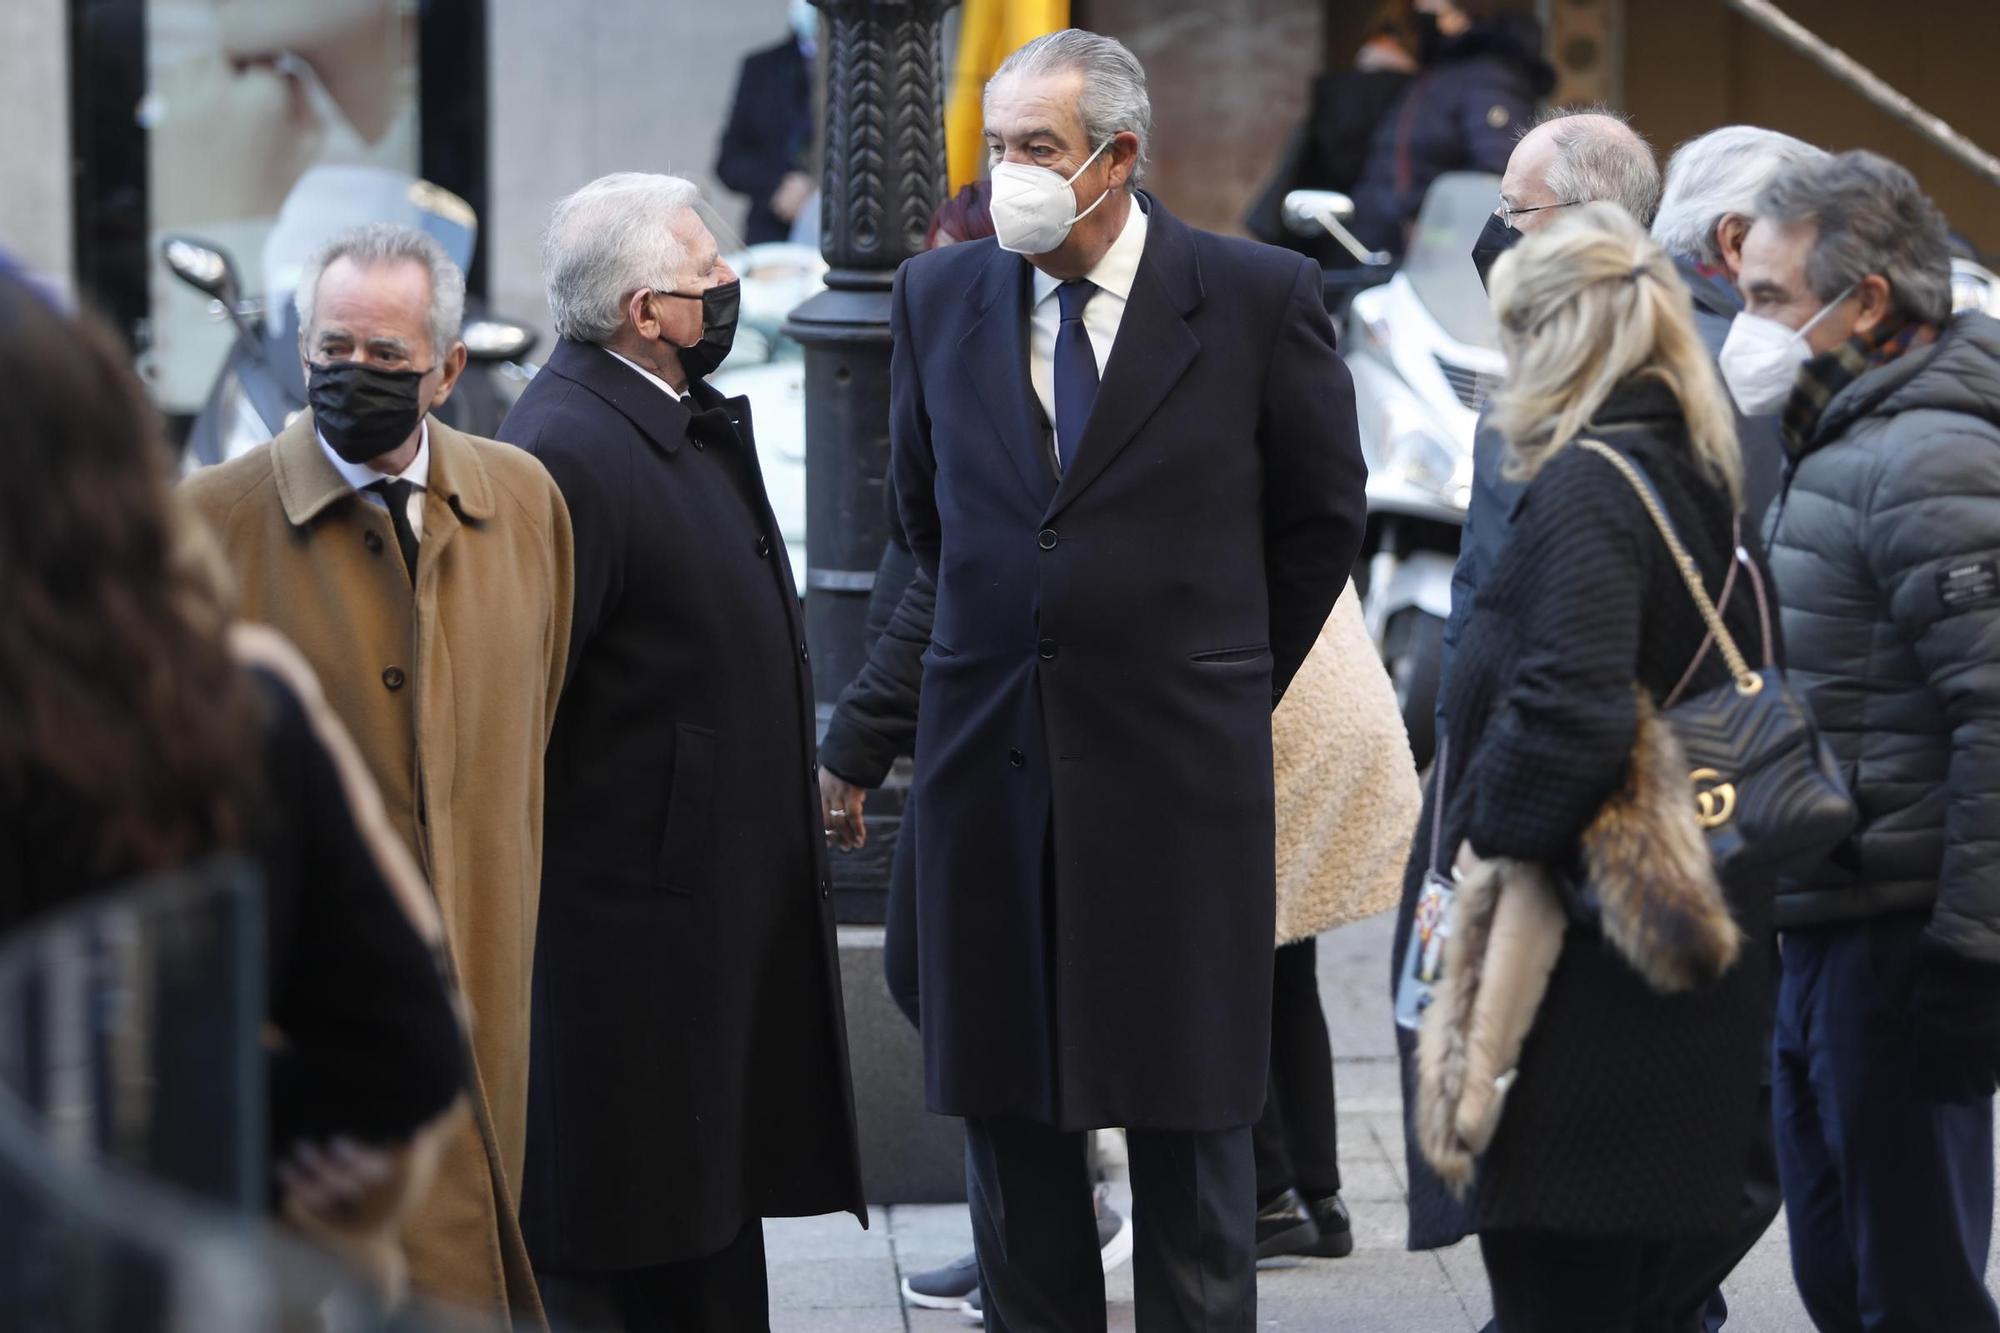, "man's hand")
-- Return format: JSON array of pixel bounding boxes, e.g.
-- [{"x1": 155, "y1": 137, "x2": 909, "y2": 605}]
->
[
  {"x1": 278, "y1": 1136, "x2": 407, "y2": 1230},
  {"x1": 819, "y1": 767, "x2": 868, "y2": 851},
  {"x1": 771, "y1": 171, "x2": 815, "y2": 224}
]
